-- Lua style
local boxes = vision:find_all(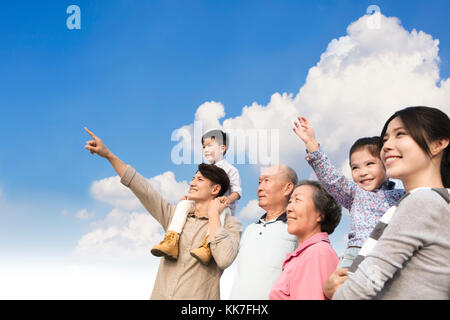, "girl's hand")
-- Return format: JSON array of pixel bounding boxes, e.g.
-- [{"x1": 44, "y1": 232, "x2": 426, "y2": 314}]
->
[
  {"x1": 323, "y1": 268, "x2": 349, "y2": 299},
  {"x1": 292, "y1": 116, "x2": 320, "y2": 153}
]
